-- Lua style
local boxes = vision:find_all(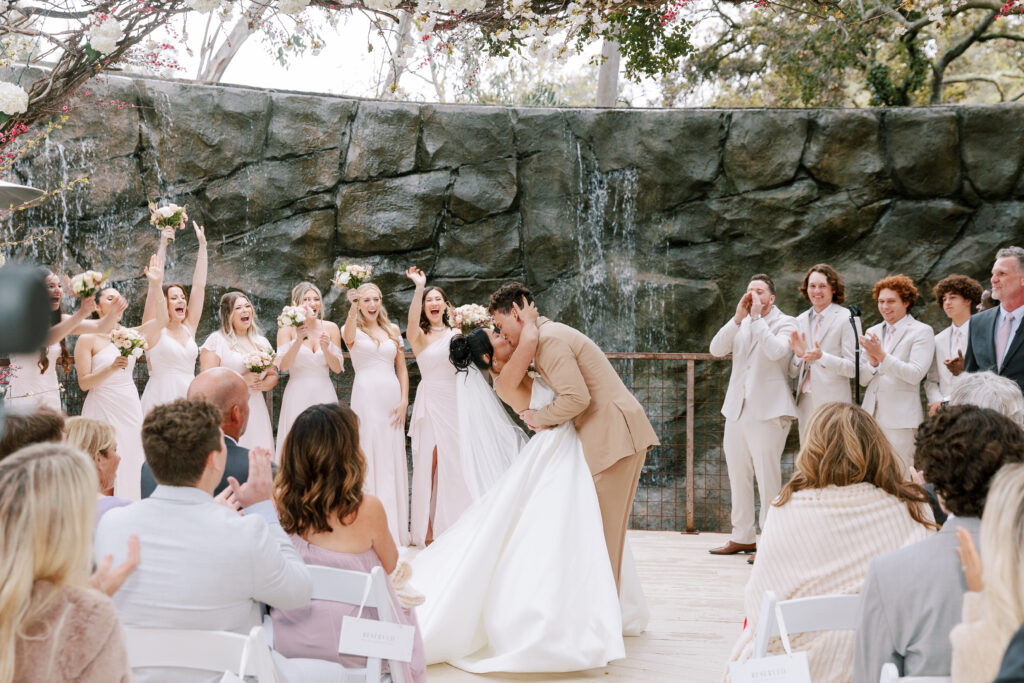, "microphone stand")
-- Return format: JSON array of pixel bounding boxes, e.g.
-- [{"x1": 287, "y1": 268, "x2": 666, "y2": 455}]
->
[{"x1": 849, "y1": 305, "x2": 862, "y2": 404}]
